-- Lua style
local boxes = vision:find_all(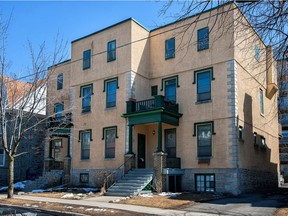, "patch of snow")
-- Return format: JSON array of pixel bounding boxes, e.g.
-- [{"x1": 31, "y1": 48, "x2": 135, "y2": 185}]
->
[
  {"x1": 61, "y1": 193, "x2": 74, "y2": 199},
  {"x1": 140, "y1": 193, "x2": 154, "y2": 197},
  {"x1": 159, "y1": 192, "x2": 180, "y2": 197},
  {"x1": 31, "y1": 189, "x2": 45, "y2": 193},
  {"x1": 0, "y1": 180, "x2": 32, "y2": 192},
  {"x1": 85, "y1": 208, "x2": 94, "y2": 211}
]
